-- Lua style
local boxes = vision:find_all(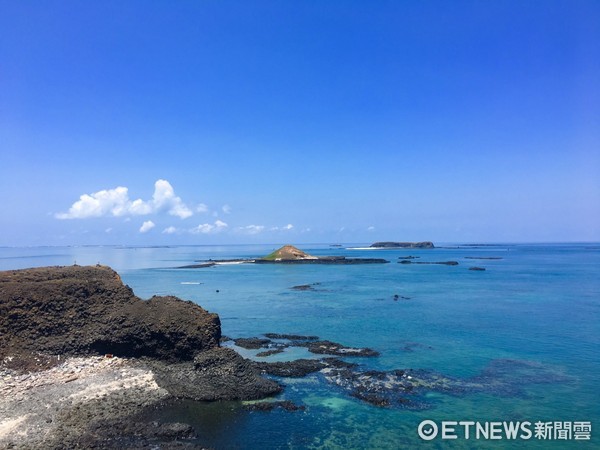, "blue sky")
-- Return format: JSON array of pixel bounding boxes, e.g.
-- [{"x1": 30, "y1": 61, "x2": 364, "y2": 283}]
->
[{"x1": 1, "y1": 1, "x2": 598, "y2": 246}]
